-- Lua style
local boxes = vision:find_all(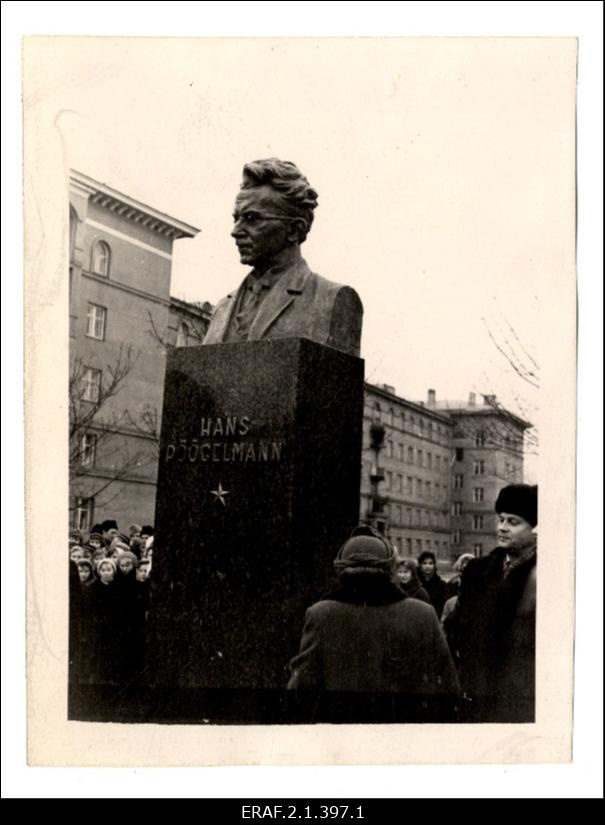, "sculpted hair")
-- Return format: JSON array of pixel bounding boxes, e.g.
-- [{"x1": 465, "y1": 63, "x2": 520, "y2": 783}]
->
[{"x1": 241, "y1": 158, "x2": 319, "y2": 242}]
